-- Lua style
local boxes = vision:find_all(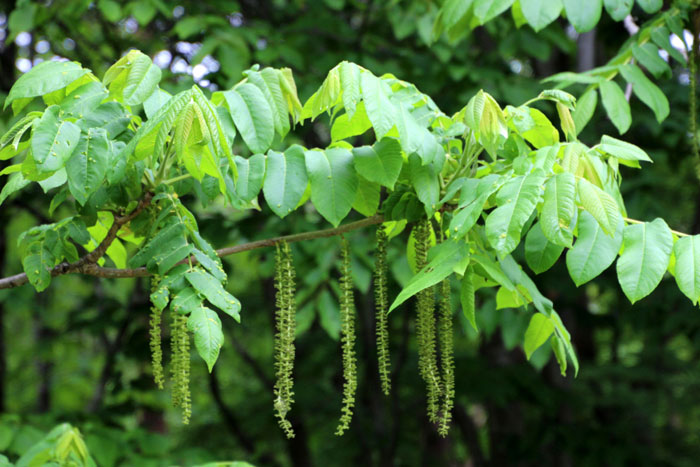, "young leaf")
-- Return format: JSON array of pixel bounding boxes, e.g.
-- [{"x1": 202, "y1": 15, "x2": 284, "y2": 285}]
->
[
  {"x1": 599, "y1": 80, "x2": 631, "y2": 134},
  {"x1": 389, "y1": 240, "x2": 469, "y2": 312},
  {"x1": 566, "y1": 211, "x2": 623, "y2": 286},
  {"x1": 673, "y1": 235, "x2": 700, "y2": 305},
  {"x1": 122, "y1": 52, "x2": 162, "y2": 106},
  {"x1": 352, "y1": 137, "x2": 403, "y2": 189},
  {"x1": 263, "y1": 146, "x2": 308, "y2": 218},
  {"x1": 221, "y1": 83, "x2": 274, "y2": 154},
  {"x1": 523, "y1": 313, "x2": 554, "y2": 359},
  {"x1": 562, "y1": 0, "x2": 602, "y2": 33},
  {"x1": 360, "y1": 72, "x2": 396, "y2": 139},
  {"x1": 305, "y1": 147, "x2": 358, "y2": 226},
  {"x1": 541, "y1": 172, "x2": 576, "y2": 247},
  {"x1": 187, "y1": 306, "x2": 224, "y2": 372},
  {"x1": 186, "y1": 269, "x2": 242, "y2": 322},
  {"x1": 525, "y1": 223, "x2": 565, "y2": 274},
  {"x1": 577, "y1": 178, "x2": 621, "y2": 236},
  {"x1": 339, "y1": 61, "x2": 362, "y2": 119},
  {"x1": 616, "y1": 219, "x2": 673, "y2": 304},
  {"x1": 485, "y1": 169, "x2": 545, "y2": 257},
  {"x1": 450, "y1": 175, "x2": 503, "y2": 238},
  {"x1": 619, "y1": 64, "x2": 669, "y2": 123}
]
